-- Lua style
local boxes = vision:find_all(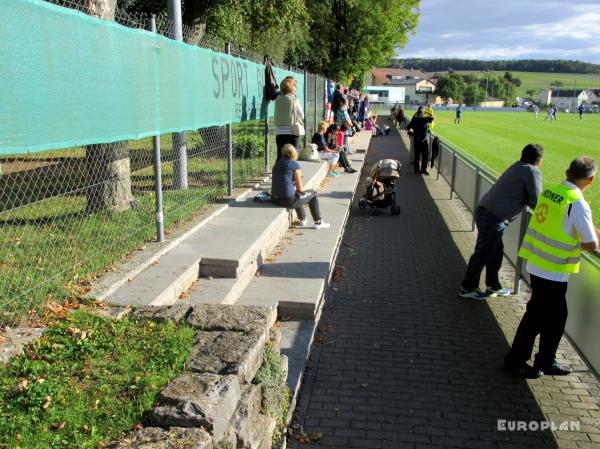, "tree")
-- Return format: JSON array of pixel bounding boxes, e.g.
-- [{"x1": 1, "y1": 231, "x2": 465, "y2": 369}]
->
[
  {"x1": 302, "y1": 0, "x2": 419, "y2": 83},
  {"x1": 85, "y1": 0, "x2": 134, "y2": 212},
  {"x1": 463, "y1": 84, "x2": 486, "y2": 106},
  {"x1": 550, "y1": 80, "x2": 564, "y2": 87},
  {"x1": 526, "y1": 89, "x2": 537, "y2": 98},
  {"x1": 123, "y1": 0, "x2": 310, "y2": 62},
  {"x1": 436, "y1": 74, "x2": 464, "y2": 103}
]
